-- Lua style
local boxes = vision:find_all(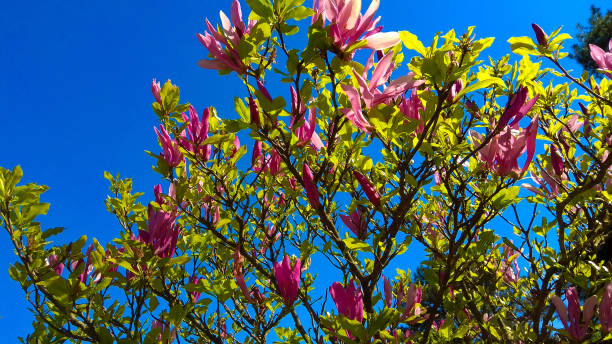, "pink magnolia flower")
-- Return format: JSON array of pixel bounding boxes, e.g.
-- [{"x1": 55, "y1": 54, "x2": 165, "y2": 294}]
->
[
  {"x1": 550, "y1": 145, "x2": 564, "y2": 175},
  {"x1": 154, "y1": 125, "x2": 184, "y2": 168},
  {"x1": 273, "y1": 255, "x2": 301, "y2": 305},
  {"x1": 312, "y1": 0, "x2": 398, "y2": 56},
  {"x1": 353, "y1": 171, "x2": 381, "y2": 206},
  {"x1": 290, "y1": 86, "x2": 324, "y2": 149},
  {"x1": 589, "y1": 38, "x2": 612, "y2": 77},
  {"x1": 138, "y1": 185, "x2": 180, "y2": 258},
  {"x1": 497, "y1": 87, "x2": 539, "y2": 130},
  {"x1": 339, "y1": 208, "x2": 367, "y2": 238},
  {"x1": 382, "y1": 275, "x2": 392, "y2": 308},
  {"x1": 257, "y1": 79, "x2": 273, "y2": 102},
  {"x1": 447, "y1": 79, "x2": 464, "y2": 102},
  {"x1": 399, "y1": 88, "x2": 424, "y2": 134},
  {"x1": 551, "y1": 287, "x2": 597, "y2": 340},
  {"x1": 180, "y1": 105, "x2": 211, "y2": 160},
  {"x1": 249, "y1": 95, "x2": 261, "y2": 126},
  {"x1": 397, "y1": 283, "x2": 422, "y2": 319},
  {"x1": 46, "y1": 254, "x2": 64, "y2": 276},
  {"x1": 531, "y1": 23, "x2": 548, "y2": 46},
  {"x1": 151, "y1": 319, "x2": 177, "y2": 343},
  {"x1": 341, "y1": 51, "x2": 423, "y2": 132},
  {"x1": 151, "y1": 79, "x2": 162, "y2": 104},
  {"x1": 500, "y1": 244, "x2": 520, "y2": 284},
  {"x1": 251, "y1": 141, "x2": 263, "y2": 171},
  {"x1": 197, "y1": 0, "x2": 255, "y2": 74},
  {"x1": 303, "y1": 163, "x2": 321, "y2": 209},
  {"x1": 190, "y1": 275, "x2": 201, "y2": 303},
  {"x1": 600, "y1": 282, "x2": 612, "y2": 333},
  {"x1": 233, "y1": 249, "x2": 254, "y2": 302},
  {"x1": 330, "y1": 280, "x2": 364, "y2": 338},
  {"x1": 470, "y1": 113, "x2": 539, "y2": 176}
]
